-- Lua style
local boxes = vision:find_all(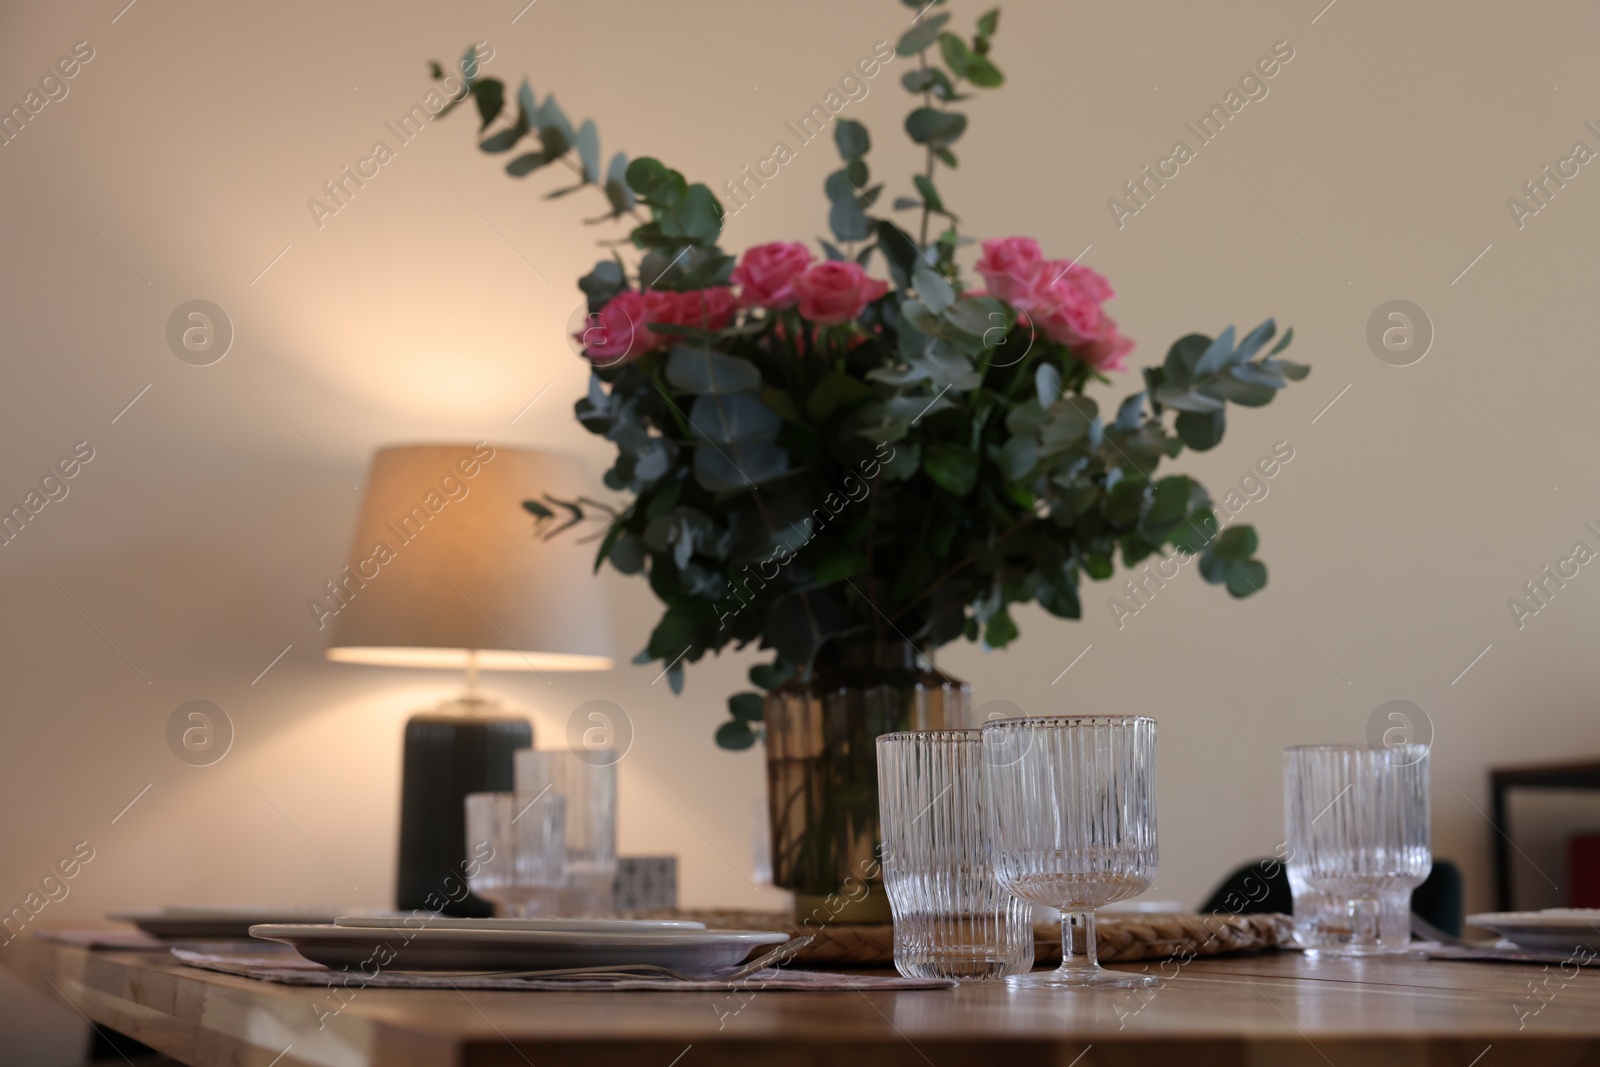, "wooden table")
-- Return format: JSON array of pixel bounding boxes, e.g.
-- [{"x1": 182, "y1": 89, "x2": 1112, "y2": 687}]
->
[{"x1": 8, "y1": 934, "x2": 1600, "y2": 1066}]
